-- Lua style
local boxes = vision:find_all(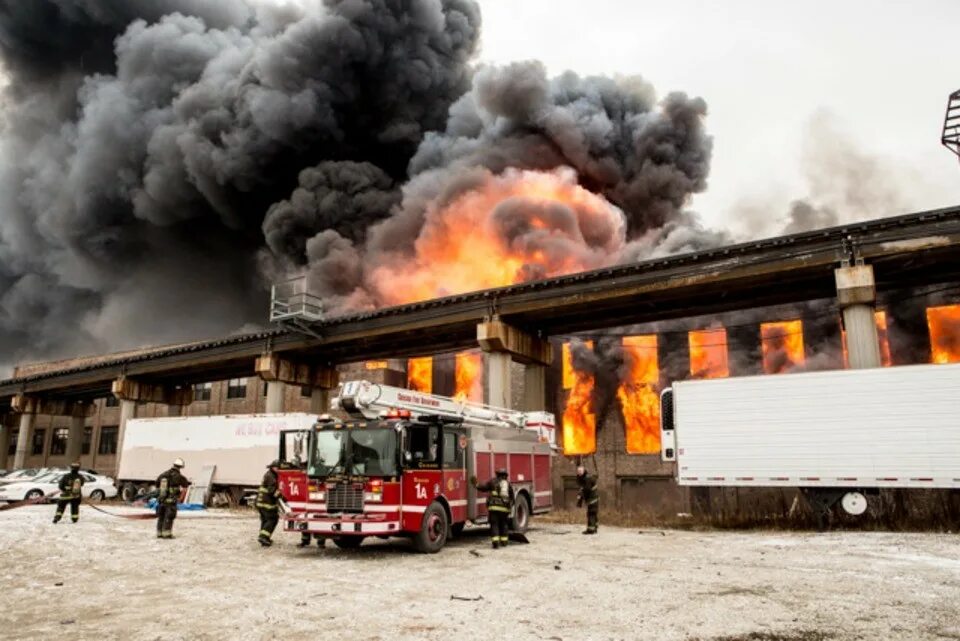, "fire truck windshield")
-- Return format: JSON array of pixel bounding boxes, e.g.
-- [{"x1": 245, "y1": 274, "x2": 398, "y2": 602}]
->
[
  {"x1": 308, "y1": 428, "x2": 398, "y2": 478},
  {"x1": 308, "y1": 430, "x2": 347, "y2": 477},
  {"x1": 346, "y1": 429, "x2": 398, "y2": 477}
]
